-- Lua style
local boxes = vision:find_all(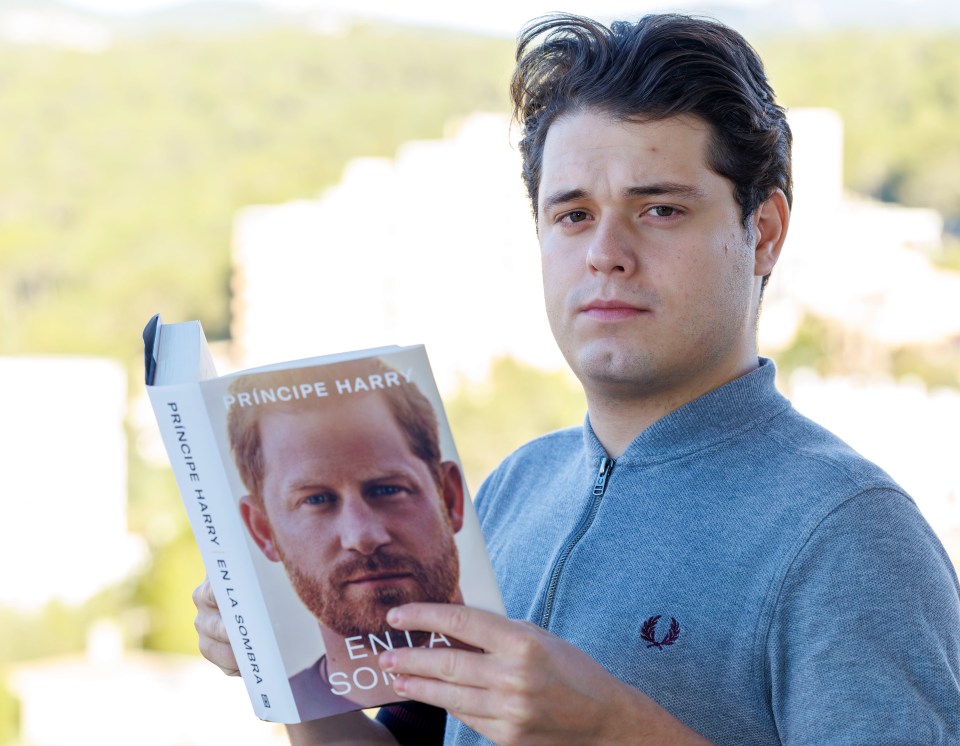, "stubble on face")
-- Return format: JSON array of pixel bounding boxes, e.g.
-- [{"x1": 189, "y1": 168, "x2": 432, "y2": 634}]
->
[
  {"x1": 278, "y1": 521, "x2": 460, "y2": 639},
  {"x1": 537, "y1": 112, "x2": 760, "y2": 409}
]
